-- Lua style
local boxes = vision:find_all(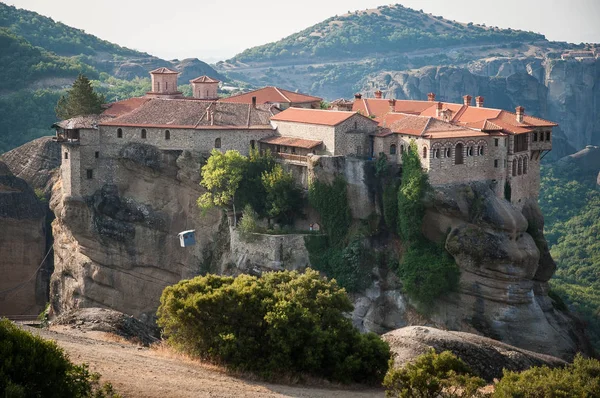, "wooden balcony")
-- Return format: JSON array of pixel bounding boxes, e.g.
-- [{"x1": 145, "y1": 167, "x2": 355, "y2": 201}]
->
[{"x1": 274, "y1": 153, "x2": 308, "y2": 163}]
